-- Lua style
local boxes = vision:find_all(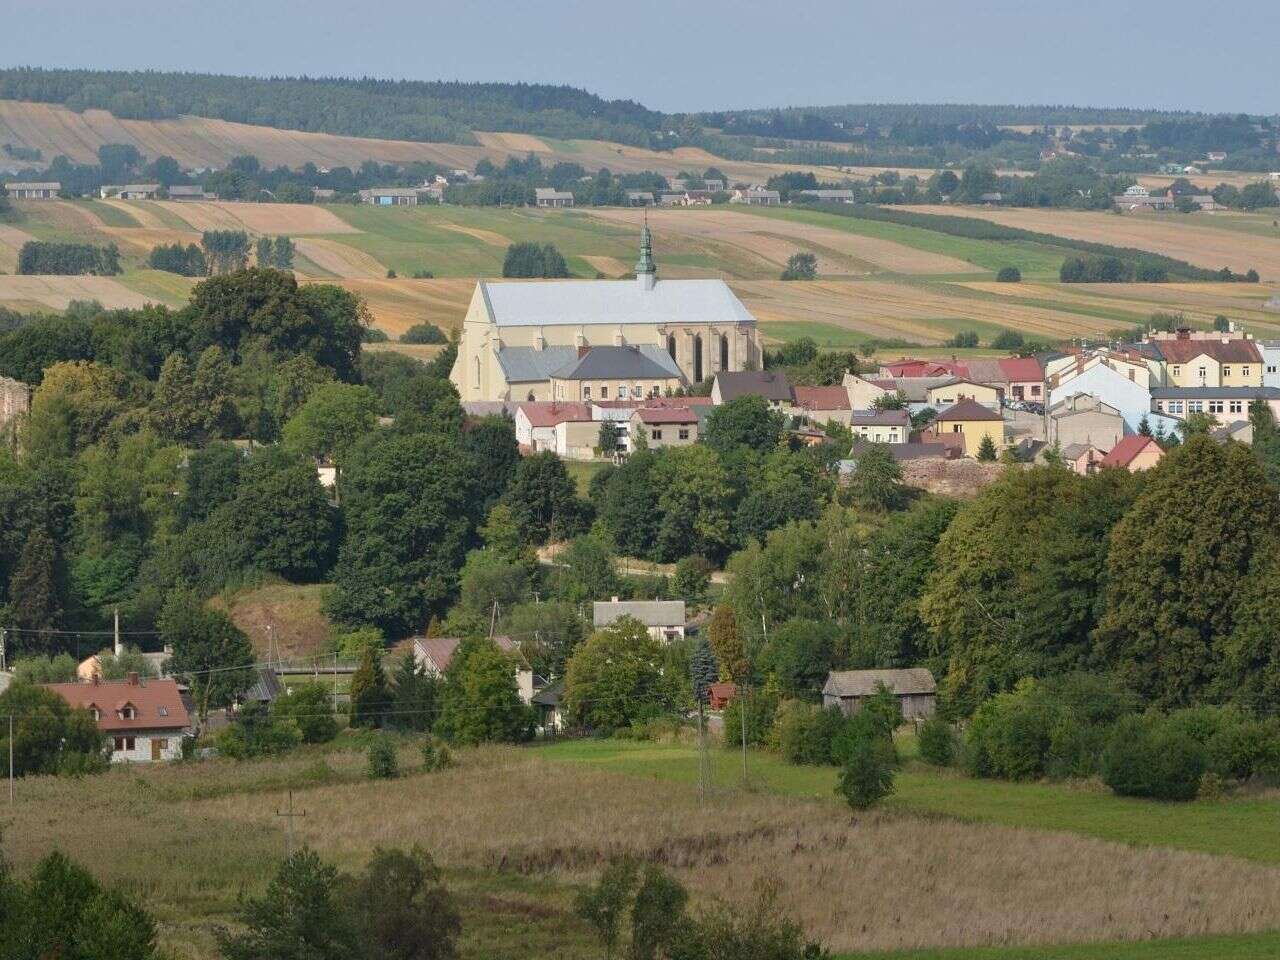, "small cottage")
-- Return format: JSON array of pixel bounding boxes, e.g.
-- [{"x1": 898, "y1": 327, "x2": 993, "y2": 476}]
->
[{"x1": 822, "y1": 668, "x2": 937, "y2": 721}]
